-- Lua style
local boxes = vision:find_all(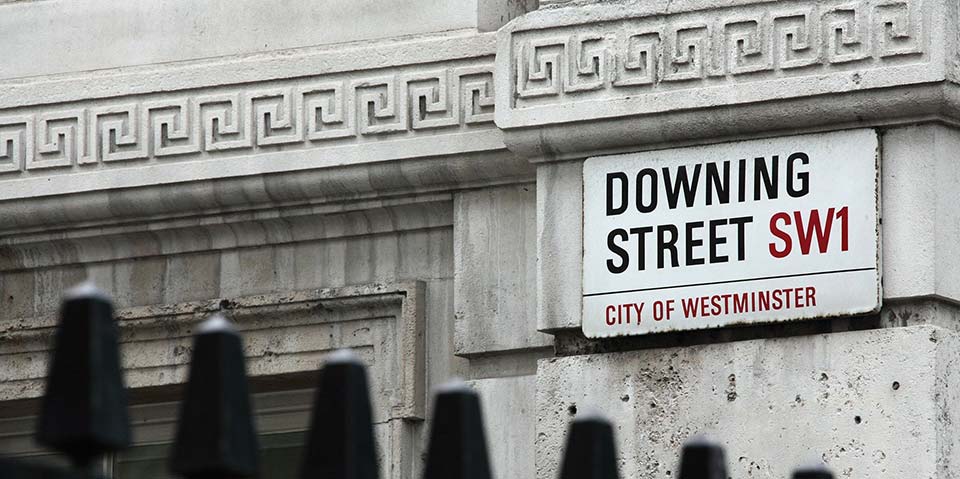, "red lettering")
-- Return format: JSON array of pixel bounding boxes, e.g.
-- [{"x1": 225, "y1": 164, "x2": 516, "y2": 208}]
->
[
  {"x1": 757, "y1": 290, "x2": 770, "y2": 310},
  {"x1": 769, "y1": 212, "x2": 792, "y2": 258},
  {"x1": 711, "y1": 295, "x2": 722, "y2": 315},
  {"x1": 794, "y1": 208, "x2": 835, "y2": 255},
  {"x1": 632, "y1": 303, "x2": 644, "y2": 324},
  {"x1": 806, "y1": 287, "x2": 817, "y2": 306},
  {"x1": 836, "y1": 206, "x2": 849, "y2": 251},
  {"x1": 732, "y1": 293, "x2": 748, "y2": 314},
  {"x1": 681, "y1": 297, "x2": 699, "y2": 317}
]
